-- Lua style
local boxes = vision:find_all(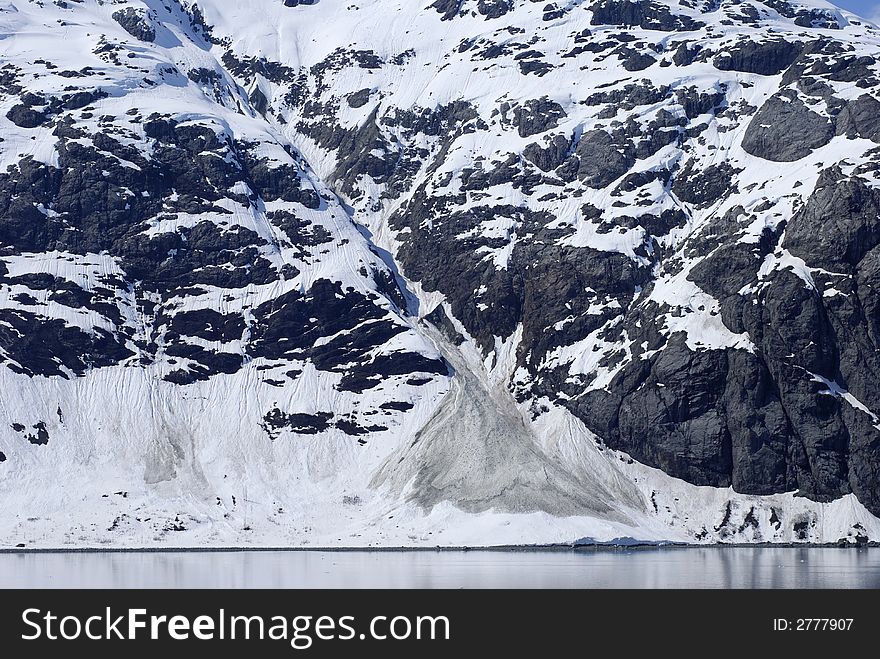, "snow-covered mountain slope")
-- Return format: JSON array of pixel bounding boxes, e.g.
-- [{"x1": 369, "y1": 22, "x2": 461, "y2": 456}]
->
[{"x1": 0, "y1": 0, "x2": 879, "y2": 547}]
